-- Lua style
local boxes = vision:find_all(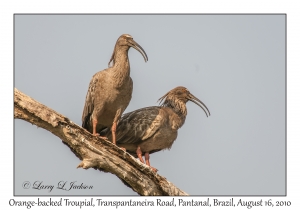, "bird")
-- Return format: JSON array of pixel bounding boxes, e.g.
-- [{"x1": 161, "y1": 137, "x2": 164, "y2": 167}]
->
[
  {"x1": 101, "y1": 86, "x2": 210, "y2": 172},
  {"x1": 82, "y1": 34, "x2": 148, "y2": 144}
]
